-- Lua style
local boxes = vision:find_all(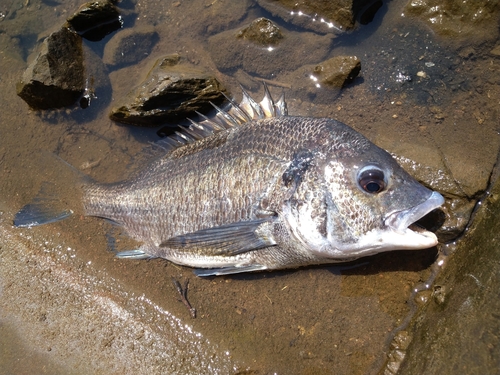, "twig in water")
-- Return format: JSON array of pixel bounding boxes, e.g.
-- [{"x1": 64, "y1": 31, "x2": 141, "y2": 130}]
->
[{"x1": 171, "y1": 277, "x2": 196, "y2": 318}]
